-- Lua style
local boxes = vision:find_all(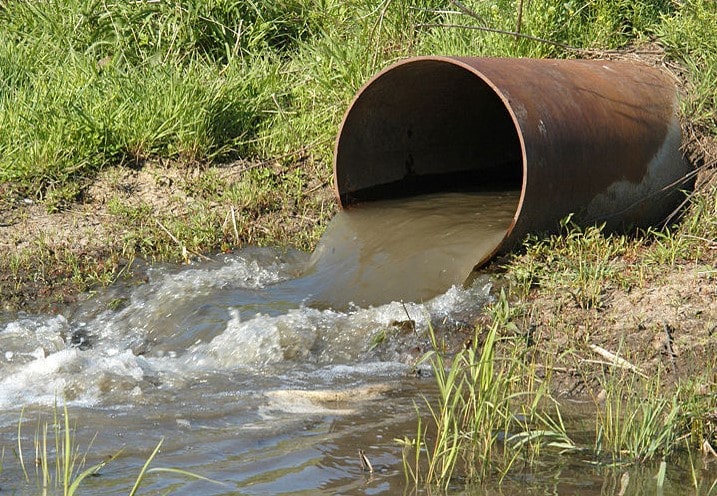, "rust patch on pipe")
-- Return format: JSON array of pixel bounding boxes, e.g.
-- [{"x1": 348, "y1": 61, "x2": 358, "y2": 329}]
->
[{"x1": 334, "y1": 57, "x2": 691, "y2": 269}]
